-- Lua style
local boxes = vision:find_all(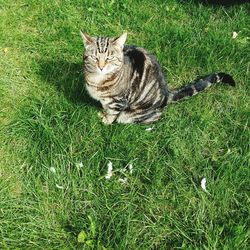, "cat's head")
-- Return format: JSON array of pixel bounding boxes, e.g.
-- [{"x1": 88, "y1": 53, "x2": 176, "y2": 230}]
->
[{"x1": 80, "y1": 31, "x2": 127, "y2": 75}]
